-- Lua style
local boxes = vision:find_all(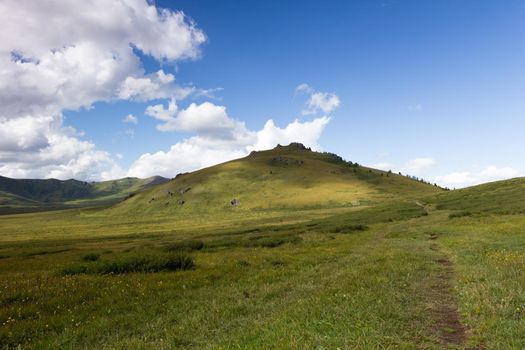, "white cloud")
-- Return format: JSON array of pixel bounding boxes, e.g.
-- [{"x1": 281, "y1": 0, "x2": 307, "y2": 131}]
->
[
  {"x1": 295, "y1": 83, "x2": 314, "y2": 94},
  {"x1": 250, "y1": 117, "x2": 330, "y2": 152},
  {"x1": 304, "y1": 92, "x2": 341, "y2": 115},
  {"x1": 145, "y1": 100, "x2": 249, "y2": 139},
  {"x1": 0, "y1": 115, "x2": 123, "y2": 181},
  {"x1": 132, "y1": 83, "x2": 335, "y2": 178},
  {"x1": 405, "y1": 104, "x2": 422, "y2": 111},
  {"x1": 296, "y1": 84, "x2": 340, "y2": 115},
  {"x1": 370, "y1": 157, "x2": 435, "y2": 175},
  {"x1": 372, "y1": 162, "x2": 395, "y2": 171},
  {"x1": 0, "y1": 0, "x2": 205, "y2": 180},
  {"x1": 402, "y1": 157, "x2": 436, "y2": 175},
  {"x1": 123, "y1": 114, "x2": 138, "y2": 125},
  {"x1": 117, "y1": 70, "x2": 193, "y2": 101},
  {"x1": 127, "y1": 116, "x2": 331, "y2": 178},
  {"x1": 435, "y1": 166, "x2": 519, "y2": 189},
  {"x1": 145, "y1": 99, "x2": 179, "y2": 122}
]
